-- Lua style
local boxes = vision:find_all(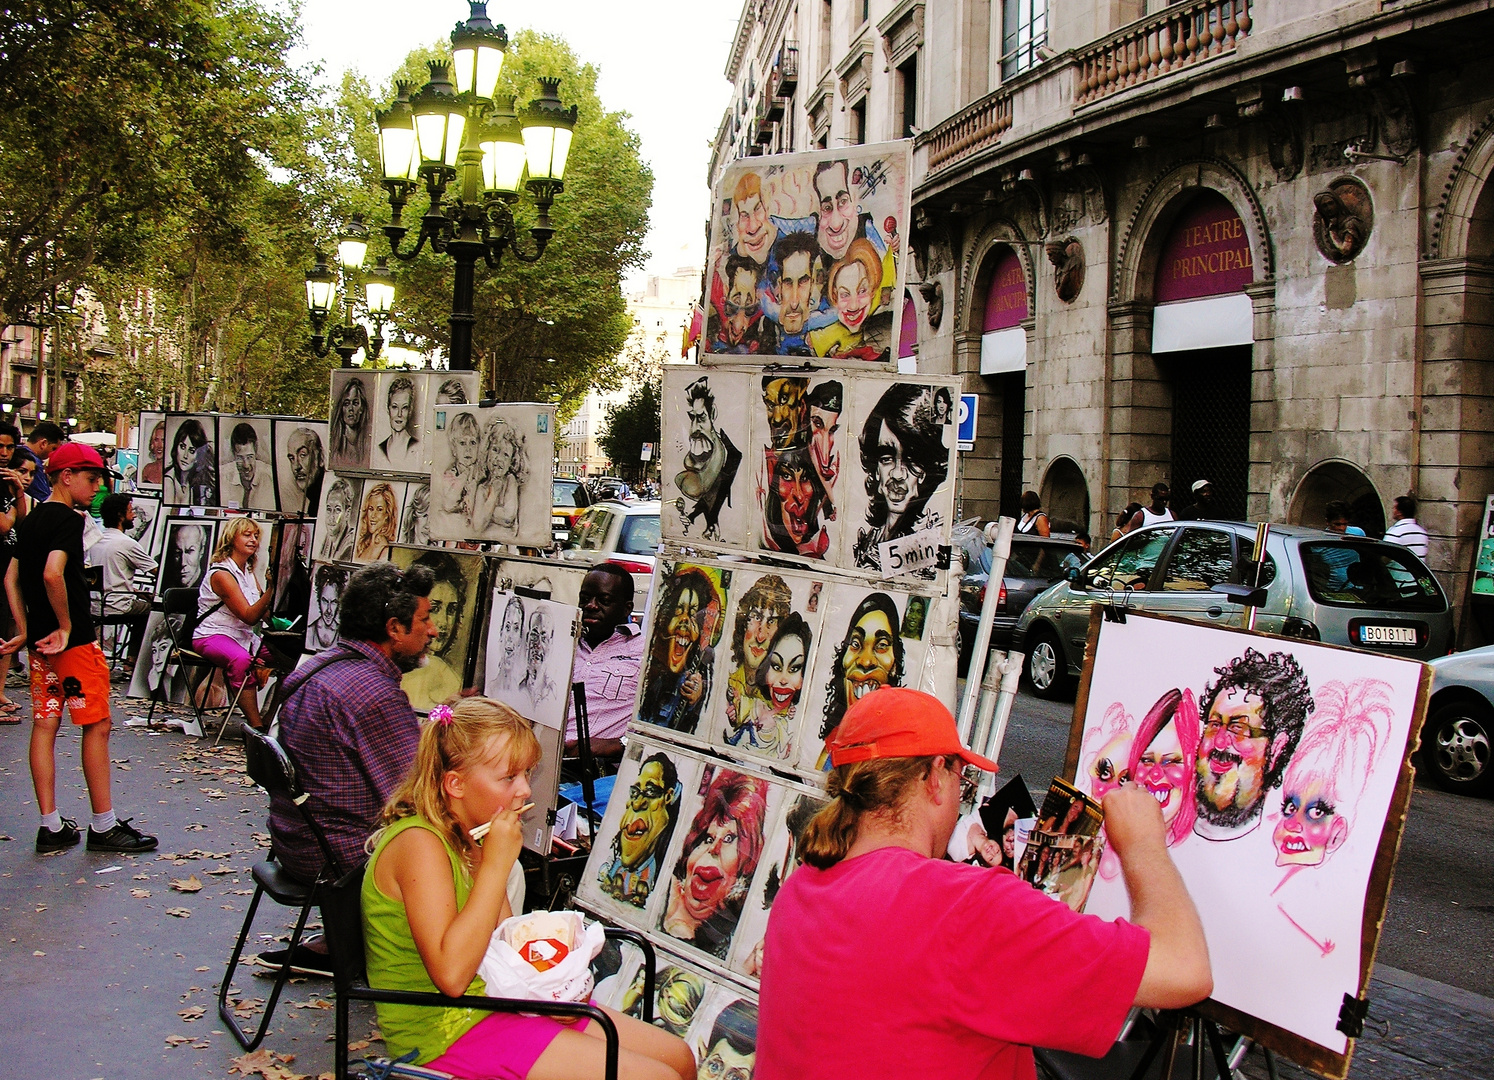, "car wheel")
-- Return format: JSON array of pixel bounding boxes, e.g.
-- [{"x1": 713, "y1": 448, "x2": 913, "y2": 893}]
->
[
  {"x1": 1025, "y1": 628, "x2": 1070, "y2": 700},
  {"x1": 1423, "y1": 698, "x2": 1494, "y2": 796}
]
